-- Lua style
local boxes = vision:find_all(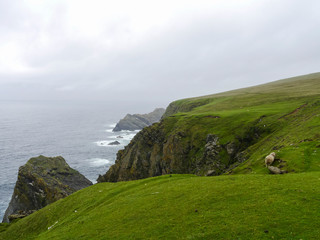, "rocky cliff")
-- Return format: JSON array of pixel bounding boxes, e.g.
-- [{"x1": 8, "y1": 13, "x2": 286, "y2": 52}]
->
[
  {"x1": 97, "y1": 115, "x2": 263, "y2": 182},
  {"x1": 113, "y1": 108, "x2": 165, "y2": 132},
  {"x1": 2, "y1": 155, "x2": 92, "y2": 223},
  {"x1": 98, "y1": 73, "x2": 320, "y2": 182}
]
